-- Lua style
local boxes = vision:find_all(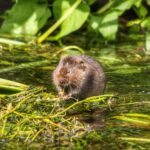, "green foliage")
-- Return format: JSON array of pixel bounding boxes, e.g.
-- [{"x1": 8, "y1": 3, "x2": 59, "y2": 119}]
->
[
  {"x1": 89, "y1": 11, "x2": 118, "y2": 40},
  {"x1": 1, "y1": 0, "x2": 150, "y2": 48},
  {"x1": 0, "y1": 0, "x2": 51, "y2": 36},
  {"x1": 52, "y1": 0, "x2": 89, "y2": 40},
  {"x1": 0, "y1": 42, "x2": 150, "y2": 149},
  {"x1": 134, "y1": 4, "x2": 148, "y2": 18},
  {"x1": 88, "y1": 0, "x2": 136, "y2": 40},
  {"x1": 0, "y1": 86, "x2": 110, "y2": 145},
  {"x1": 112, "y1": 0, "x2": 136, "y2": 15}
]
